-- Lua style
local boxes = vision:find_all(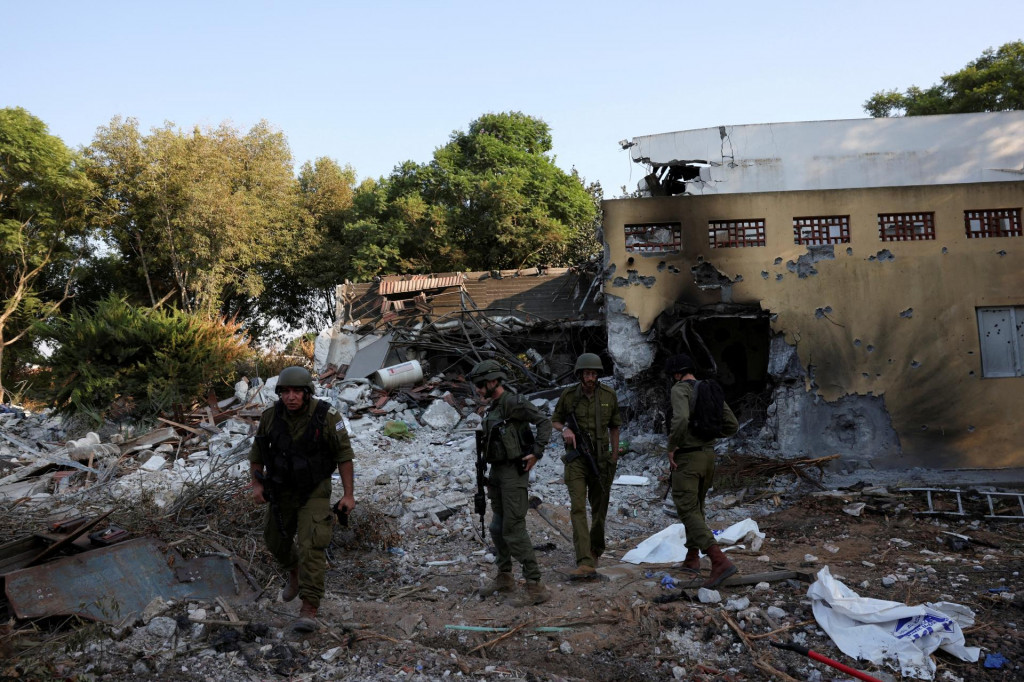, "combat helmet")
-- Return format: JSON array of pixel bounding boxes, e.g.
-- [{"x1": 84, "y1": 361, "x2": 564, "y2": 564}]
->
[
  {"x1": 276, "y1": 366, "x2": 315, "y2": 394},
  {"x1": 664, "y1": 353, "x2": 695, "y2": 377},
  {"x1": 467, "y1": 359, "x2": 508, "y2": 385},
  {"x1": 573, "y1": 353, "x2": 604, "y2": 376}
]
